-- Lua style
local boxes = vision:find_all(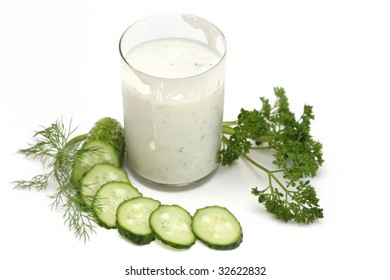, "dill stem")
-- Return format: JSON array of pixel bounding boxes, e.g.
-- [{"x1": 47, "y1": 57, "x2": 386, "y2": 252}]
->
[
  {"x1": 65, "y1": 133, "x2": 88, "y2": 149},
  {"x1": 53, "y1": 133, "x2": 88, "y2": 183}
]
